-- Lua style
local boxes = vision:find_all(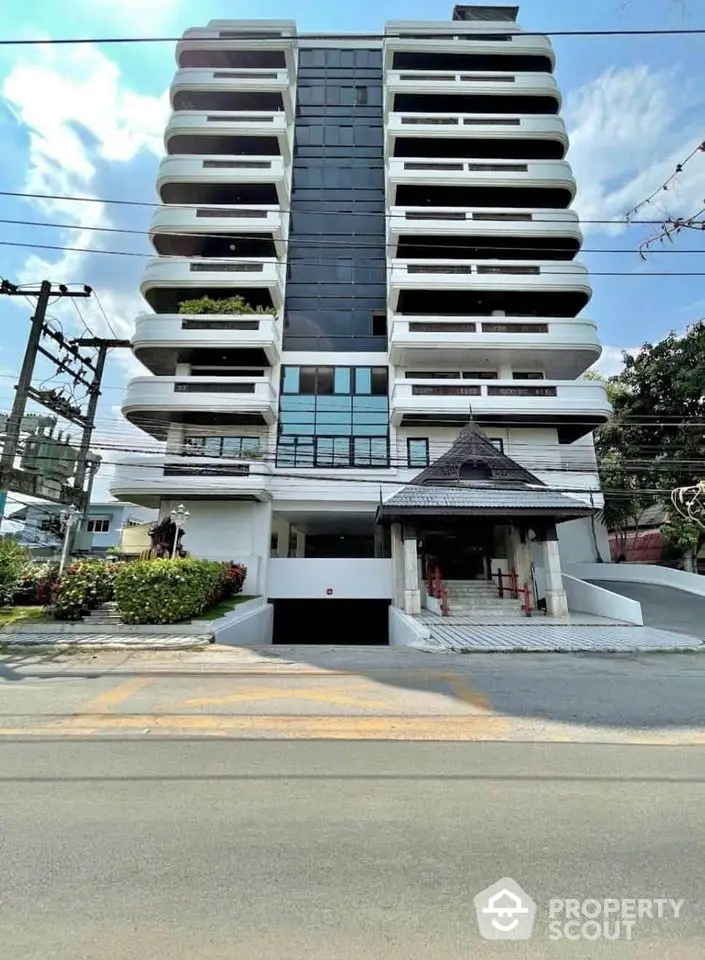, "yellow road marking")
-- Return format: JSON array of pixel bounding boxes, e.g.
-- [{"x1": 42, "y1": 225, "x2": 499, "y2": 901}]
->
[
  {"x1": 0, "y1": 714, "x2": 514, "y2": 740},
  {"x1": 81, "y1": 677, "x2": 154, "y2": 713},
  {"x1": 181, "y1": 688, "x2": 397, "y2": 710}
]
